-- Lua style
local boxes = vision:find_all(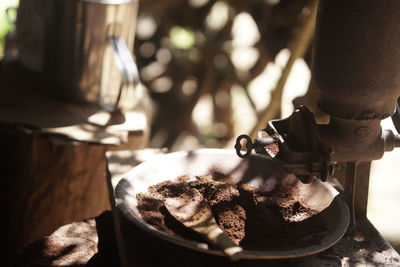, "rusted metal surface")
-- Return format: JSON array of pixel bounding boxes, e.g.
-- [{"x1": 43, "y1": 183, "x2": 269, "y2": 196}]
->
[
  {"x1": 353, "y1": 162, "x2": 372, "y2": 219},
  {"x1": 235, "y1": 106, "x2": 331, "y2": 183},
  {"x1": 344, "y1": 162, "x2": 357, "y2": 231},
  {"x1": 318, "y1": 118, "x2": 386, "y2": 162},
  {"x1": 311, "y1": 0, "x2": 400, "y2": 233},
  {"x1": 312, "y1": 0, "x2": 400, "y2": 121}
]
